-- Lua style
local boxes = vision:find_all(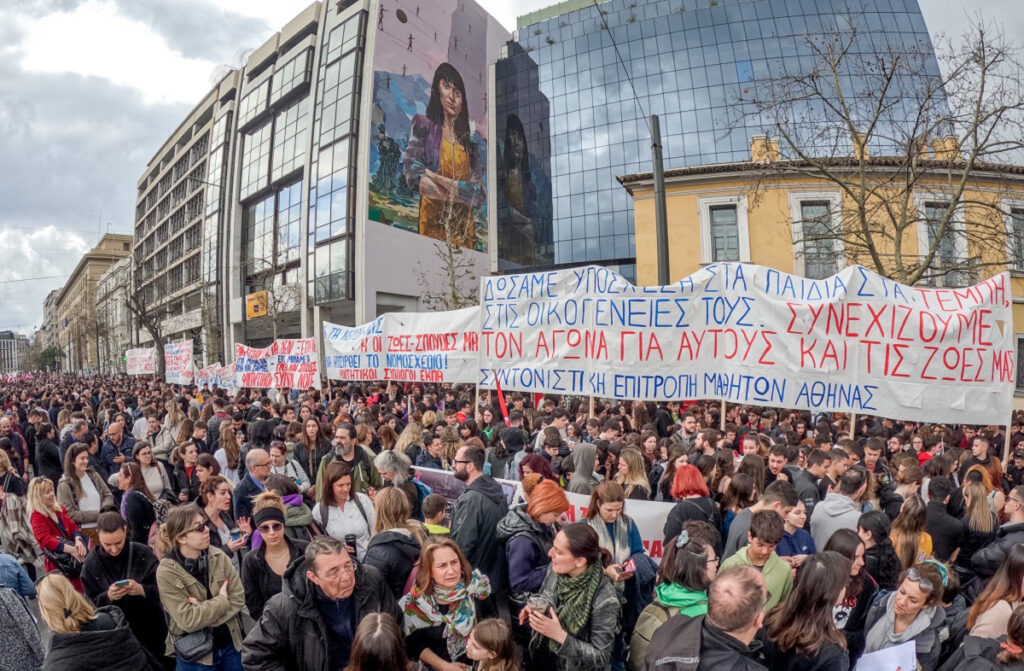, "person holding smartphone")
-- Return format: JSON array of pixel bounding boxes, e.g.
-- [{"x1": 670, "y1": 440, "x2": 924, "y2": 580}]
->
[{"x1": 81, "y1": 511, "x2": 167, "y2": 662}]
